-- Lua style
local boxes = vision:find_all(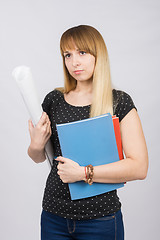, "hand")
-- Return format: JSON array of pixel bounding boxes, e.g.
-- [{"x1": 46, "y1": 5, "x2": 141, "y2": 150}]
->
[
  {"x1": 28, "y1": 112, "x2": 52, "y2": 150},
  {"x1": 55, "y1": 156, "x2": 85, "y2": 183}
]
